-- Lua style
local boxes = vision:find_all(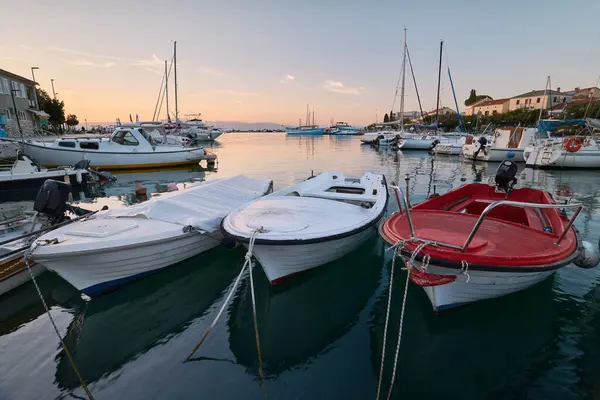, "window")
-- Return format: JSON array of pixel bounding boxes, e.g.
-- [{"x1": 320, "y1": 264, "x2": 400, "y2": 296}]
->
[
  {"x1": 20, "y1": 83, "x2": 26, "y2": 99},
  {"x1": 17, "y1": 111, "x2": 26, "y2": 120},
  {"x1": 516, "y1": 99, "x2": 520, "y2": 105},
  {"x1": 563, "y1": 97, "x2": 566, "y2": 103},
  {"x1": 11, "y1": 81, "x2": 20, "y2": 97},
  {"x1": 553, "y1": 97, "x2": 557, "y2": 102},
  {"x1": 79, "y1": 142, "x2": 99, "y2": 150},
  {"x1": 0, "y1": 79, "x2": 6, "y2": 94},
  {"x1": 536, "y1": 97, "x2": 541, "y2": 103},
  {"x1": 484, "y1": 111, "x2": 489, "y2": 116},
  {"x1": 58, "y1": 141, "x2": 76, "y2": 148},
  {"x1": 111, "y1": 131, "x2": 139, "y2": 146},
  {"x1": 492, "y1": 110, "x2": 498, "y2": 115}
]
